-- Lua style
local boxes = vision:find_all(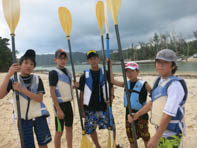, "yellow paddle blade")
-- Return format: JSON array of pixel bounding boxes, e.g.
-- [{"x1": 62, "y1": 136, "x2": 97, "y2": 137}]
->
[
  {"x1": 58, "y1": 7, "x2": 72, "y2": 37},
  {"x1": 113, "y1": 139, "x2": 116, "y2": 148},
  {"x1": 96, "y1": 1, "x2": 105, "y2": 36},
  {"x1": 106, "y1": 0, "x2": 122, "y2": 25},
  {"x1": 81, "y1": 134, "x2": 93, "y2": 148},
  {"x1": 2, "y1": 0, "x2": 20, "y2": 34},
  {"x1": 107, "y1": 130, "x2": 112, "y2": 148},
  {"x1": 108, "y1": 129, "x2": 116, "y2": 148}
]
